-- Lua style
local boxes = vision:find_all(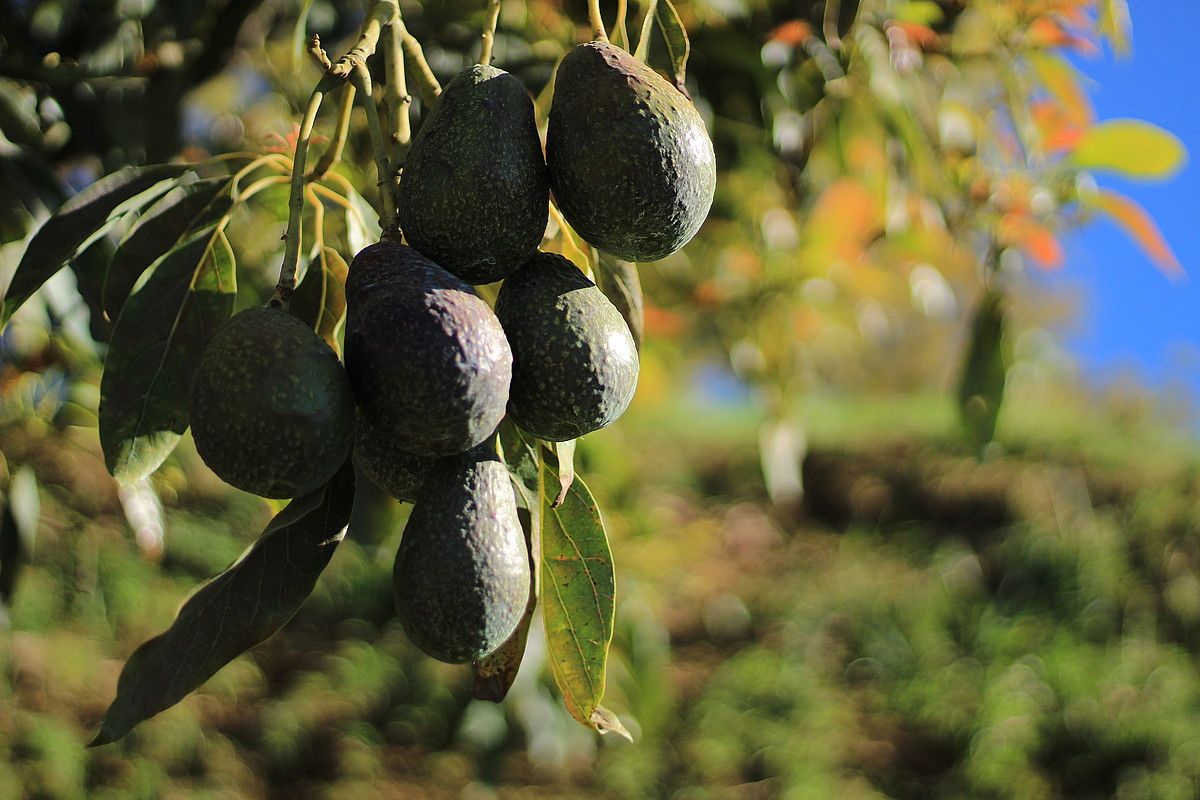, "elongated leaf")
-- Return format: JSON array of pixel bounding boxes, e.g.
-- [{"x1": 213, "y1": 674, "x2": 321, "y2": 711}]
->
[
  {"x1": 595, "y1": 253, "x2": 644, "y2": 351},
  {"x1": 1028, "y1": 53, "x2": 1092, "y2": 128},
  {"x1": 99, "y1": 223, "x2": 237, "y2": 485},
  {"x1": 0, "y1": 466, "x2": 38, "y2": 624},
  {"x1": 103, "y1": 176, "x2": 232, "y2": 319},
  {"x1": 541, "y1": 466, "x2": 615, "y2": 730},
  {"x1": 91, "y1": 461, "x2": 355, "y2": 746},
  {"x1": 1070, "y1": 120, "x2": 1187, "y2": 180},
  {"x1": 1084, "y1": 189, "x2": 1182, "y2": 277},
  {"x1": 290, "y1": 246, "x2": 349, "y2": 355},
  {"x1": 1, "y1": 164, "x2": 190, "y2": 328},
  {"x1": 957, "y1": 289, "x2": 1008, "y2": 454},
  {"x1": 475, "y1": 424, "x2": 546, "y2": 701},
  {"x1": 345, "y1": 186, "x2": 381, "y2": 254},
  {"x1": 651, "y1": 0, "x2": 690, "y2": 92}
]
